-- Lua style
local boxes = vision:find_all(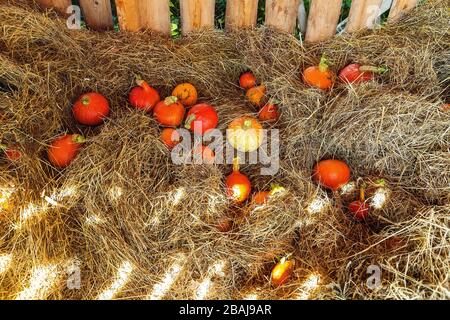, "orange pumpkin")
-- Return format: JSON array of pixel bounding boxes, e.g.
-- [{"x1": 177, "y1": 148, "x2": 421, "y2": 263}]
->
[
  {"x1": 48, "y1": 134, "x2": 85, "y2": 168},
  {"x1": 348, "y1": 185, "x2": 370, "y2": 221},
  {"x1": 239, "y1": 71, "x2": 257, "y2": 90},
  {"x1": 271, "y1": 256, "x2": 295, "y2": 286},
  {"x1": 259, "y1": 101, "x2": 279, "y2": 122},
  {"x1": 160, "y1": 128, "x2": 181, "y2": 149},
  {"x1": 1, "y1": 144, "x2": 22, "y2": 162},
  {"x1": 252, "y1": 191, "x2": 270, "y2": 205},
  {"x1": 172, "y1": 83, "x2": 198, "y2": 107},
  {"x1": 227, "y1": 116, "x2": 264, "y2": 152},
  {"x1": 225, "y1": 158, "x2": 251, "y2": 203},
  {"x1": 313, "y1": 159, "x2": 351, "y2": 191},
  {"x1": 72, "y1": 92, "x2": 110, "y2": 126},
  {"x1": 252, "y1": 185, "x2": 285, "y2": 205},
  {"x1": 303, "y1": 56, "x2": 335, "y2": 90},
  {"x1": 246, "y1": 85, "x2": 267, "y2": 107},
  {"x1": 129, "y1": 79, "x2": 160, "y2": 113},
  {"x1": 153, "y1": 96, "x2": 185, "y2": 127}
]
